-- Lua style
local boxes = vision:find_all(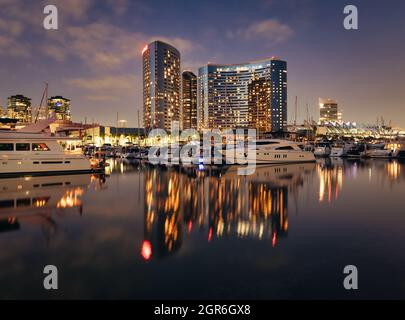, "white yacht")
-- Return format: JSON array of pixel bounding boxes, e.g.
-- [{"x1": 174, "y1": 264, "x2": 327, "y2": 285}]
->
[
  {"x1": 226, "y1": 139, "x2": 316, "y2": 164},
  {"x1": 361, "y1": 144, "x2": 399, "y2": 159},
  {"x1": 330, "y1": 142, "x2": 354, "y2": 157},
  {"x1": 314, "y1": 142, "x2": 332, "y2": 157},
  {"x1": 0, "y1": 131, "x2": 95, "y2": 177}
]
